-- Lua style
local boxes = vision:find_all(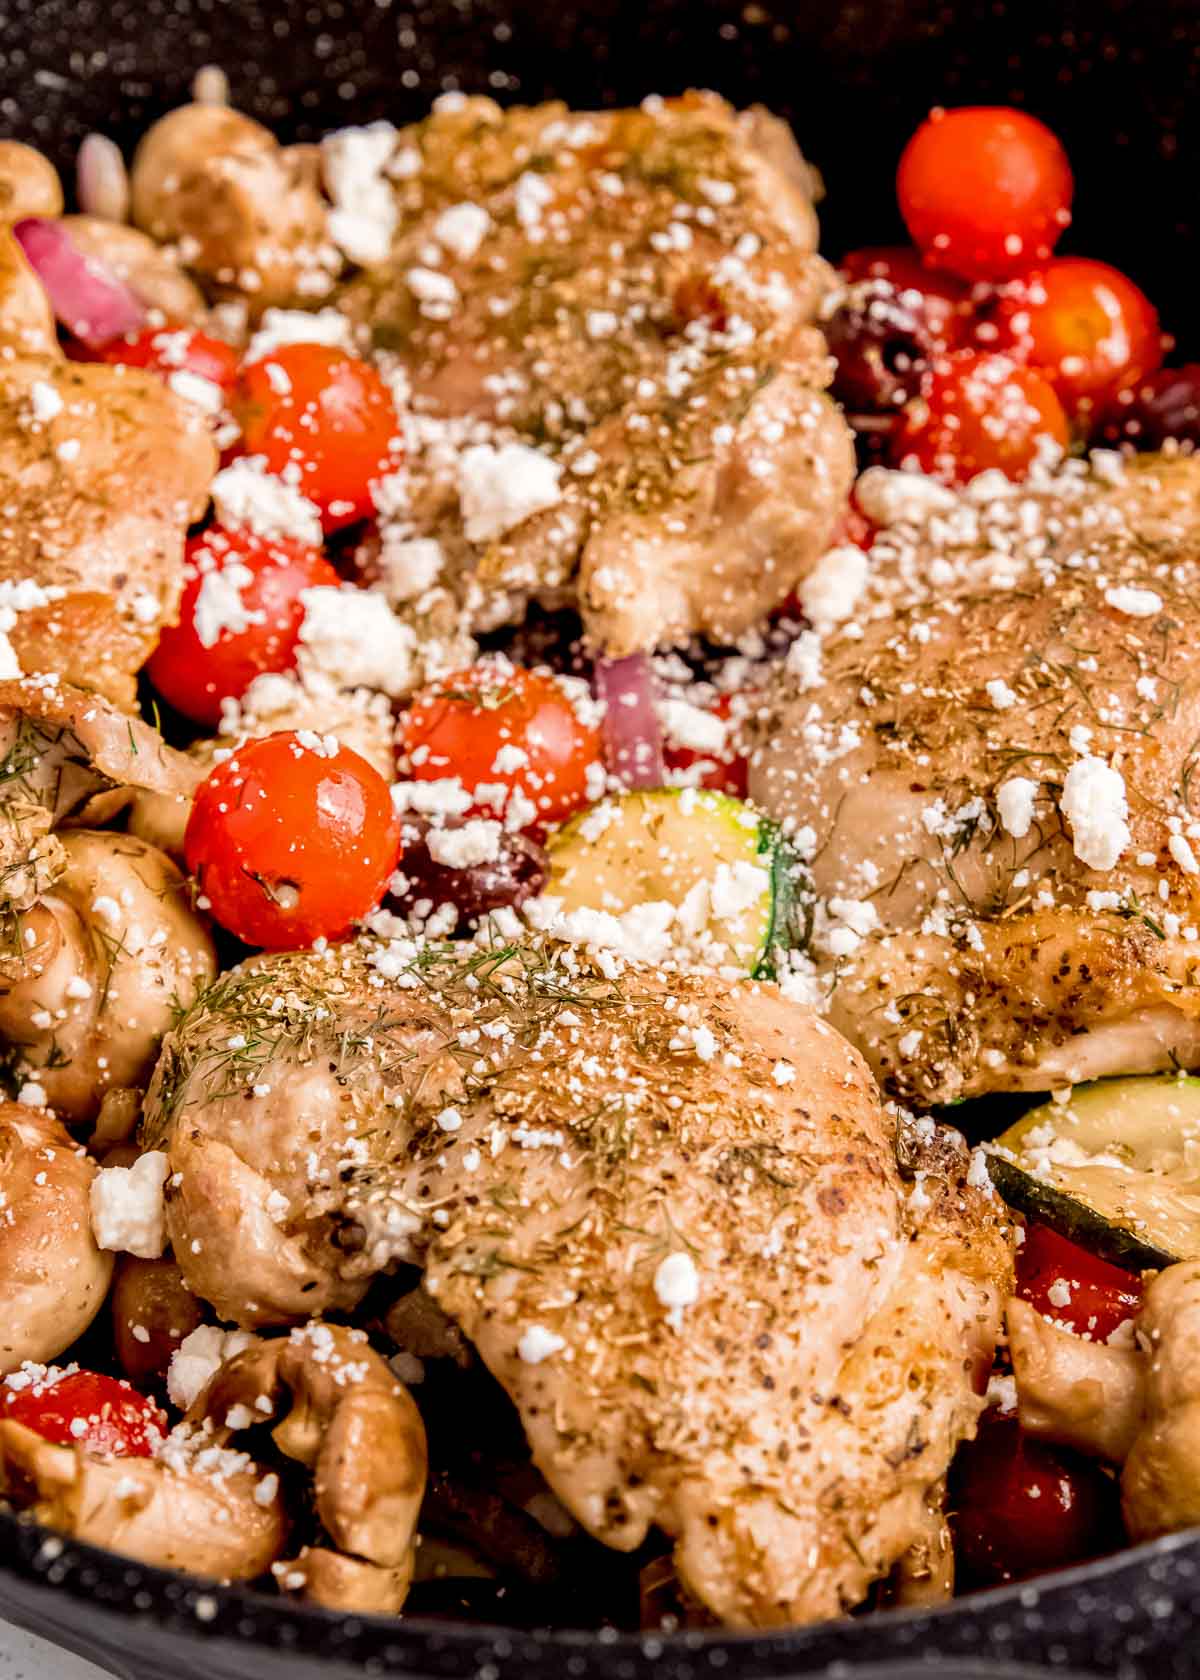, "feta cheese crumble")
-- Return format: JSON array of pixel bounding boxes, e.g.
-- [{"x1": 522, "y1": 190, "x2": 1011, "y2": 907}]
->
[
  {"x1": 517, "y1": 1325, "x2": 566, "y2": 1364},
  {"x1": 1059, "y1": 755, "x2": 1130, "y2": 872},
  {"x1": 457, "y1": 443, "x2": 563, "y2": 543},
  {"x1": 89, "y1": 1151, "x2": 170, "y2": 1259}
]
